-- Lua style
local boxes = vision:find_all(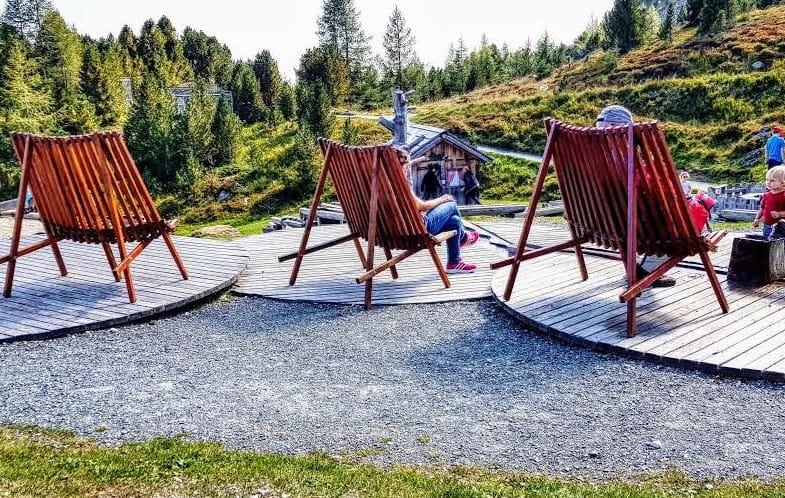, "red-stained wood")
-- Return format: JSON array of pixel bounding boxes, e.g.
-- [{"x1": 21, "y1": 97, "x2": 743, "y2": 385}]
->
[
  {"x1": 1, "y1": 131, "x2": 189, "y2": 303},
  {"x1": 282, "y1": 138, "x2": 456, "y2": 309},
  {"x1": 492, "y1": 119, "x2": 729, "y2": 337}
]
